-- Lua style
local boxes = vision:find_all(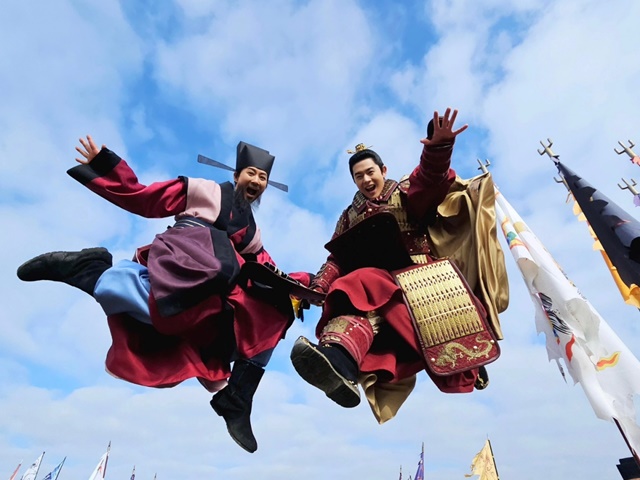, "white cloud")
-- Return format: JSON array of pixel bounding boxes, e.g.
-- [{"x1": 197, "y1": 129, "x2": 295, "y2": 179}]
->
[
  {"x1": 152, "y1": 0, "x2": 376, "y2": 174},
  {"x1": 3, "y1": 1, "x2": 640, "y2": 479}
]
